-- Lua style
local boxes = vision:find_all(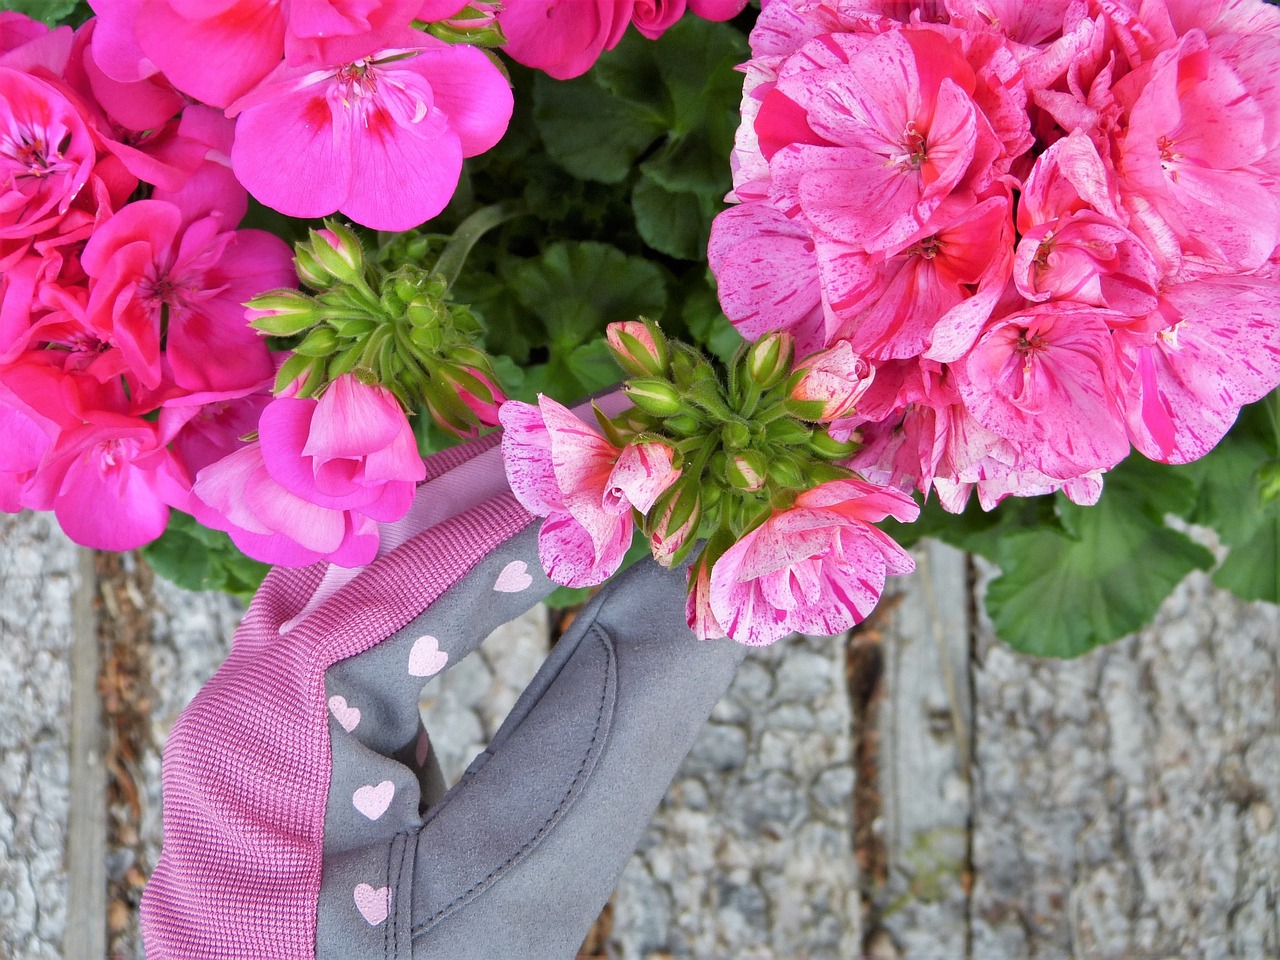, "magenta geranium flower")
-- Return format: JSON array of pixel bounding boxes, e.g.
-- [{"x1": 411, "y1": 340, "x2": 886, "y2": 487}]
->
[
  {"x1": 706, "y1": 478, "x2": 919, "y2": 646},
  {"x1": 80, "y1": 199, "x2": 292, "y2": 398},
  {"x1": 189, "y1": 440, "x2": 381, "y2": 568},
  {"x1": 21, "y1": 411, "x2": 189, "y2": 551},
  {"x1": 256, "y1": 374, "x2": 426, "y2": 521},
  {"x1": 0, "y1": 66, "x2": 97, "y2": 242},
  {"x1": 228, "y1": 34, "x2": 512, "y2": 230}
]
